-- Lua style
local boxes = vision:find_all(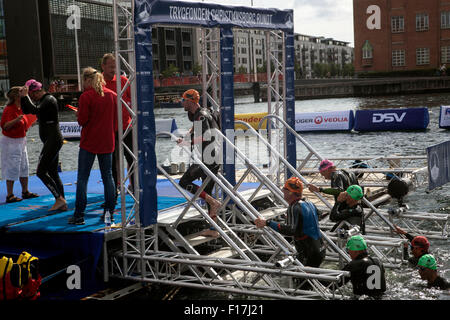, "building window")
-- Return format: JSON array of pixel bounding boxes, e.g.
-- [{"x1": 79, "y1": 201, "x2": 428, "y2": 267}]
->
[
  {"x1": 441, "y1": 46, "x2": 450, "y2": 63},
  {"x1": 362, "y1": 40, "x2": 373, "y2": 59},
  {"x1": 442, "y1": 11, "x2": 450, "y2": 29},
  {"x1": 392, "y1": 50, "x2": 405, "y2": 66},
  {"x1": 391, "y1": 16, "x2": 404, "y2": 33},
  {"x1": 416, "y1": 13, "x2": 429, "y2": 31},
  {"x1": 416, "y1": 48, "x2": 430, "y2": 65}
]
